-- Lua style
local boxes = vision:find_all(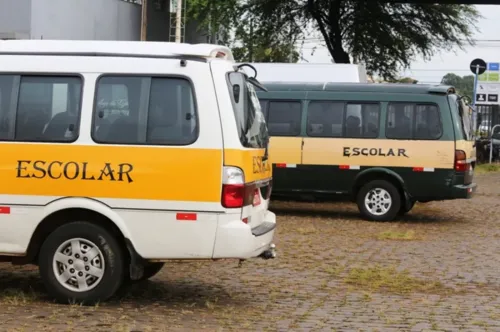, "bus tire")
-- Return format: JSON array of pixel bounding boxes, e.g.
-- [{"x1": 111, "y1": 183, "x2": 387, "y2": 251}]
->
[
  {"x1": 357, "y1": 180, "x2": 401, "y2": 222},
  {"x1": 38, "y1": 221, "x2": 124, "y2": 305}
]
